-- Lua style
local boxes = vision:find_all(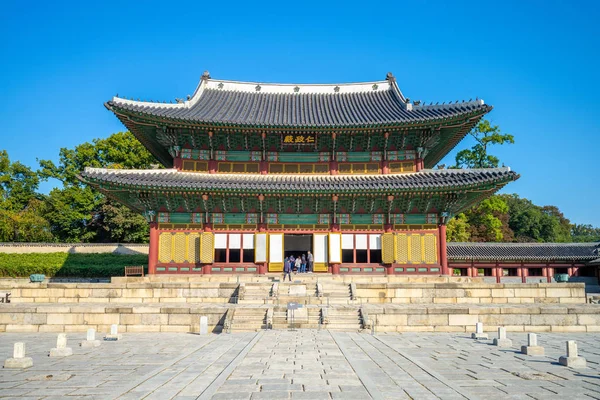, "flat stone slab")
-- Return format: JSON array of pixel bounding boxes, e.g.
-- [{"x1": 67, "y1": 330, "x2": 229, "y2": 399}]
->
[{"x1": 0, "y1": 331, "x2": 599, "y2": 399}]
